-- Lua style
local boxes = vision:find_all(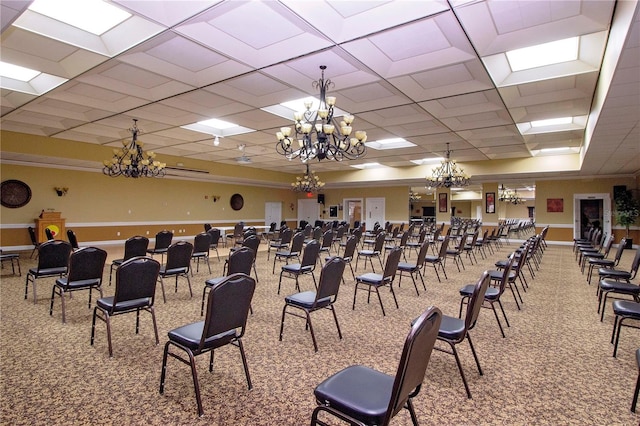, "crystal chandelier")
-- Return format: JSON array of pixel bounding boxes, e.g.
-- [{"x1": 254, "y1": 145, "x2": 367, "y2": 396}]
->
[
  {"x1": 499, "y1": 185, "x2": 524, "y2": 205},
  {"x1": 409, "y1": 191, "x2": 422, "y2": 202},
  {"x1": 103, "y1": 119, "x2": 166, "y2": 178},
  {"x1": 276, "y1": 65, "x2": 367, "y2": 162},
  {"x1": 425, "y1": 143, "x2": 470, "y2": 188},
  {"x1": 291, "y1": 164, "x2": 325, "y2": 193}
]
